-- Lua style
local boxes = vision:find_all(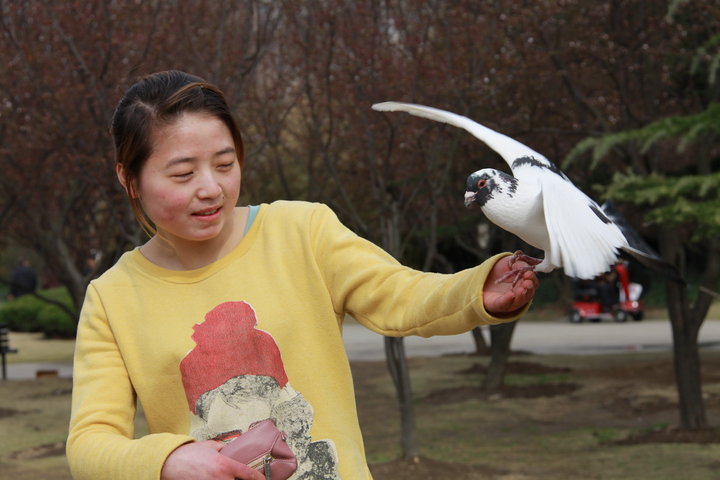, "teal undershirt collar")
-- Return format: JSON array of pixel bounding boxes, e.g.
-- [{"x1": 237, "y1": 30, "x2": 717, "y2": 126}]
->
[{"x1": 244, "y1": 205, "x2": 260, "y2": 234}]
